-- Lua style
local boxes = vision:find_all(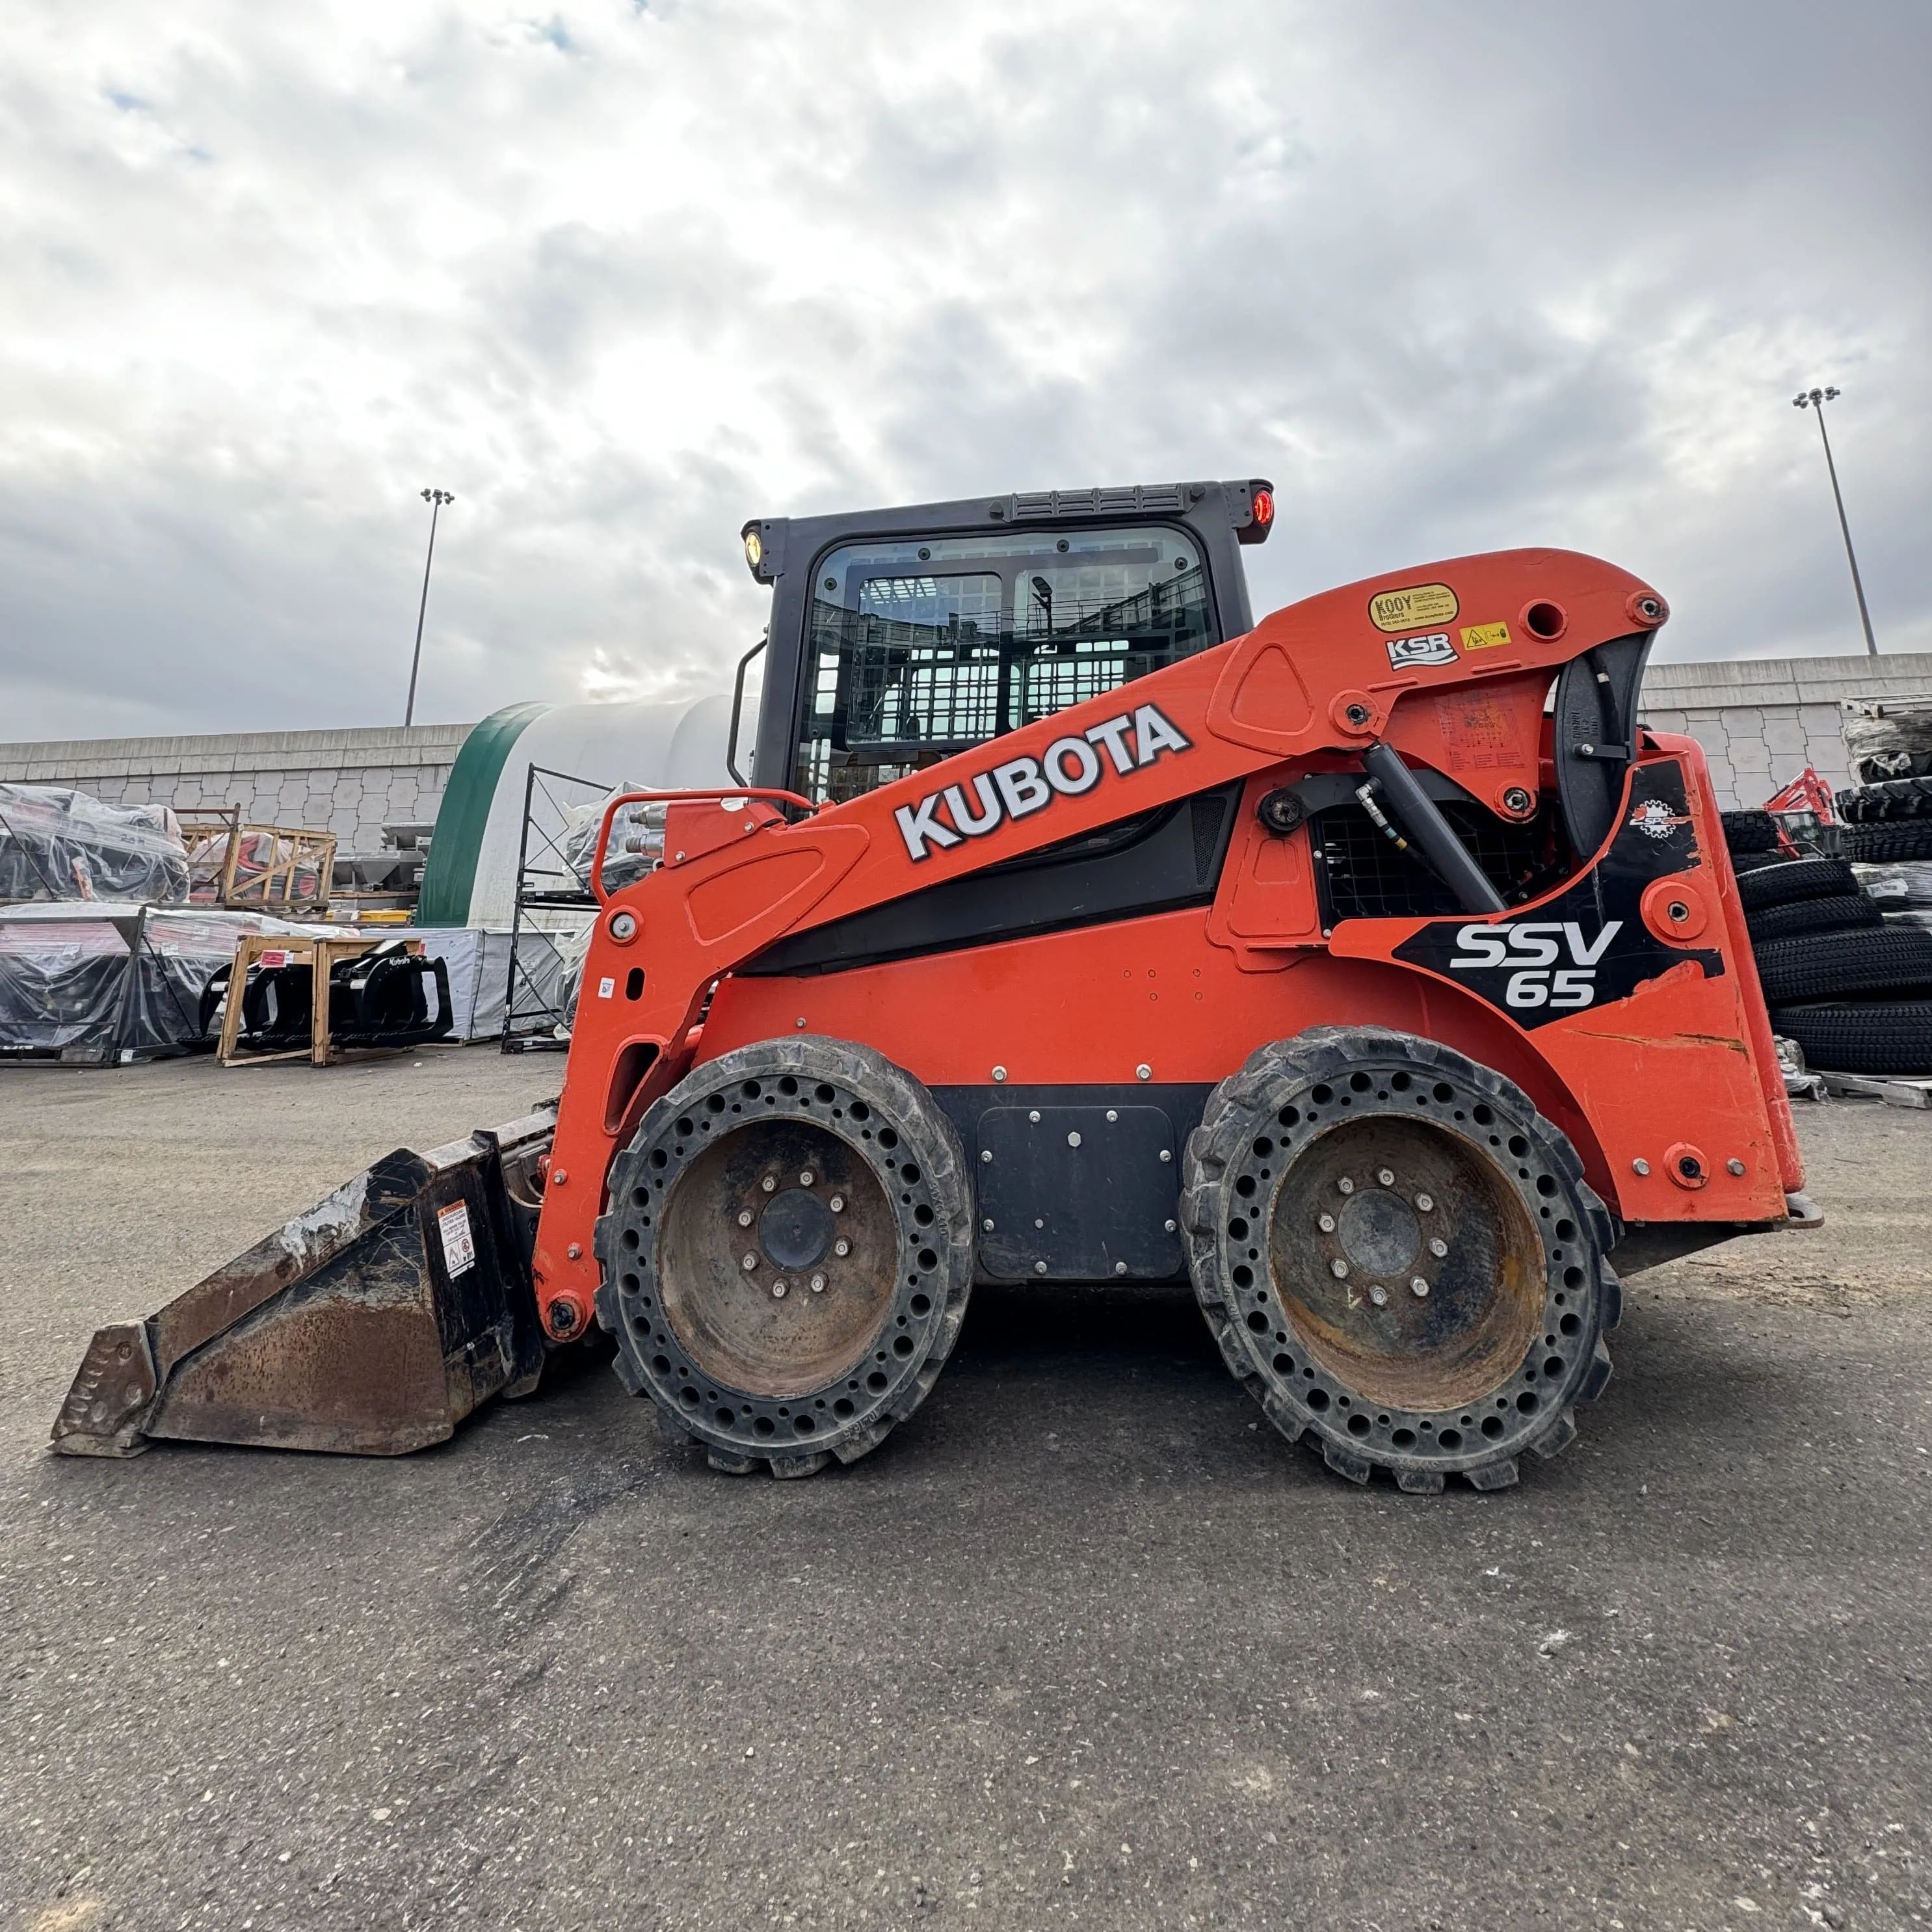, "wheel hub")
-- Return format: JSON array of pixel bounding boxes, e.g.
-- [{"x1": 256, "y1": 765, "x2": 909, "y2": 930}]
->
[
  {"x1": 760, "y1": 1187, "x2": 834, "y2": 1270},
  {"x1": 1335, "y1": 1185, "x2": 1420, "y2": 1278}
]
